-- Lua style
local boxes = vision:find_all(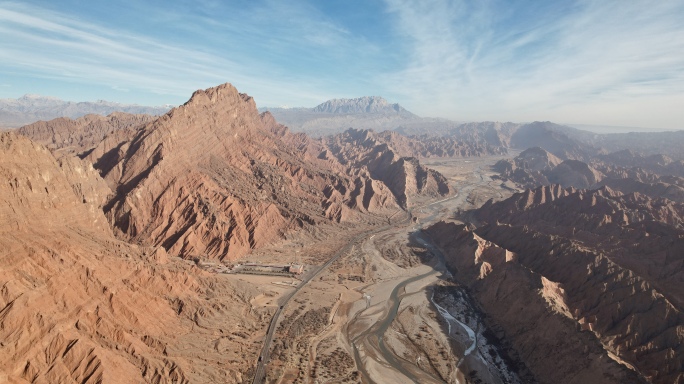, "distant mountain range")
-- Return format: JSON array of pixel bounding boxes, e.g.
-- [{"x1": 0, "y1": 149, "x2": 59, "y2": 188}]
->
[
  {"x1": 260, "y1": 96, "x2": 424, "y2": 136},
  {"x1": 310, "y1": 96, "x2": 413, "y2": 114},
  {"x1": 4, "y1": 82, "x2": 684, "y2": 383},
  {"x1": 266, "y1": 96, "x2": 414, "y2": 115},
  {"x1": 5, "y1": 92, "x2": 683, "y2": 161},
  {"x1": 0, "y1": 94, "x2": 171, "y2": 127}
]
